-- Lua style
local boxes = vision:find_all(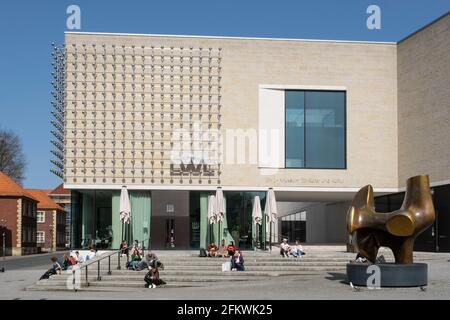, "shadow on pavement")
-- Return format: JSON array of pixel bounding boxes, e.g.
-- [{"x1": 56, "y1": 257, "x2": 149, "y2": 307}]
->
[{"x1": 325, "y1": 272, "x2": 347, "y2": 284}]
